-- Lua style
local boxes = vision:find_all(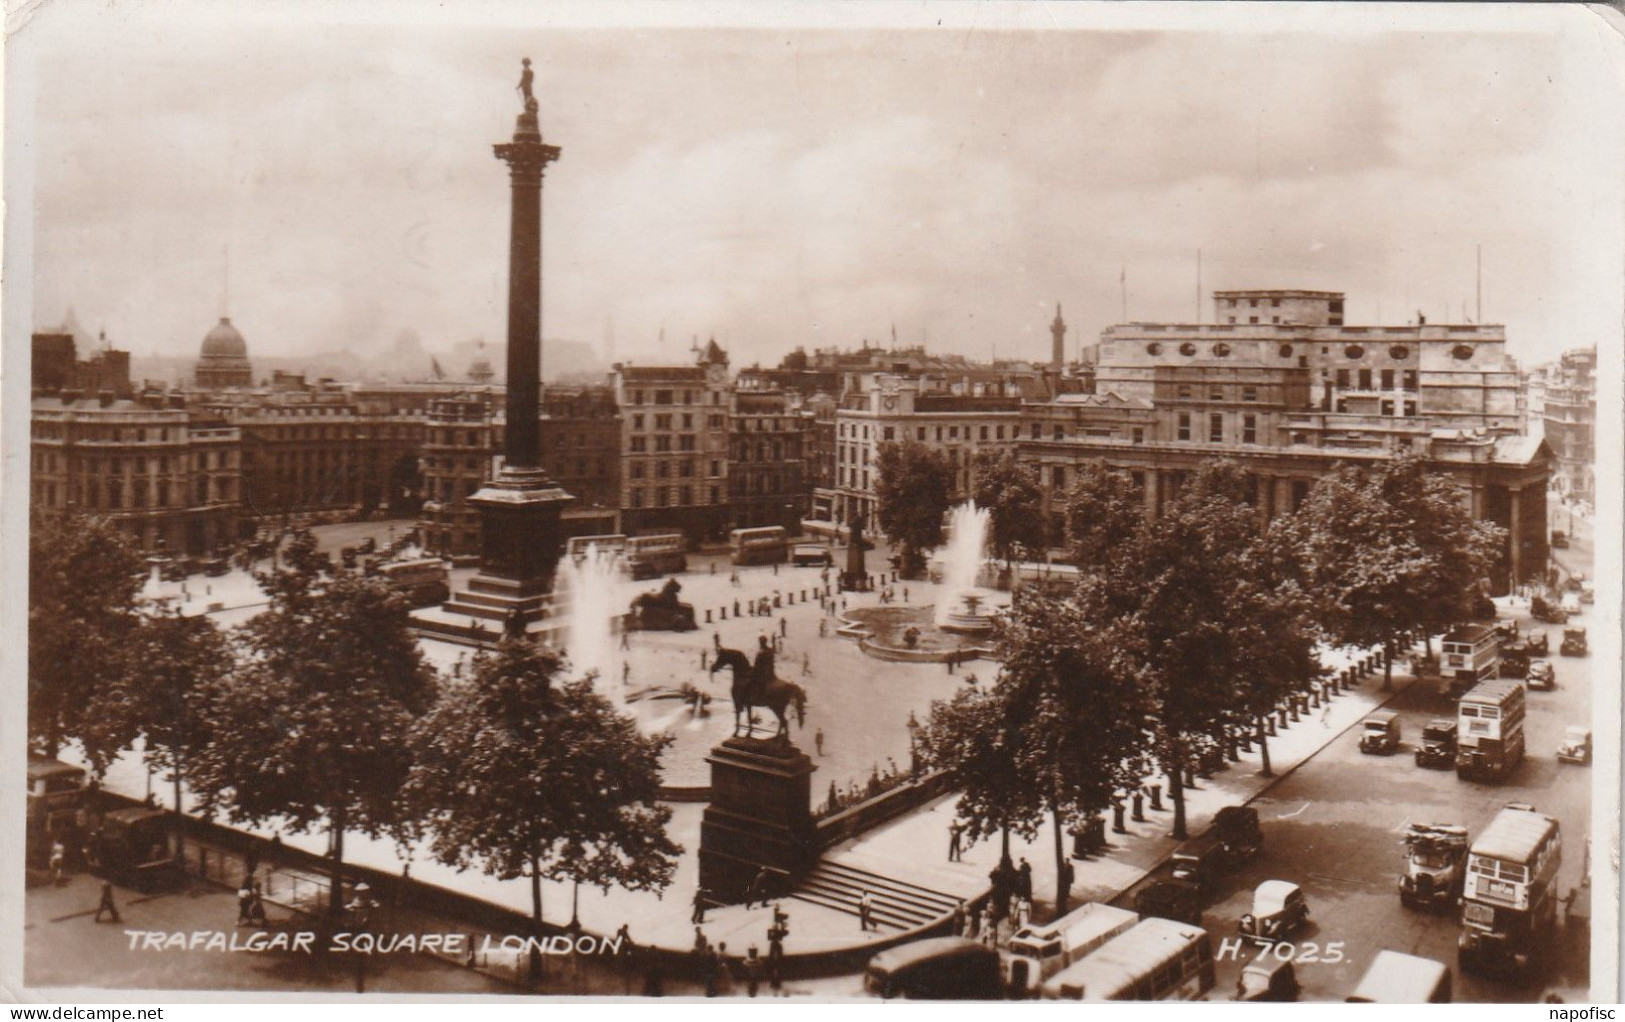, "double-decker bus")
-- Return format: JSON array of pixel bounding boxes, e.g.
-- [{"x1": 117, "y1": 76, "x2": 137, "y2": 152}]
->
[
  {"x1": 1441, "y1": 623, "x2": 1500, "y2": 698},
  {"x1": 566, "y1": 534, "x2": 627, "y2": 563},
  {"x1": 624, "y1": 534, "x2": 687, "y2": 579},
  {"x1": 730, "y1": 526, "x2": 789, "y2": 566},
  {"x1": 377, "y1": 558, "x2": 451, "y2": 608},
  {"x1": 26, "y1": 757, "x2": 87, "y2": 867},
  {"x1": 1459, "y1": 804, "x2": 1561, "y2": 975},
  {"x1": 1041, "y1": 917, "x2": 1215, "y2": 1001},
  {"x1": 1455, "y1": 678, "x2": 1526, "y2": 782}
]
